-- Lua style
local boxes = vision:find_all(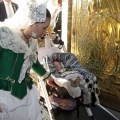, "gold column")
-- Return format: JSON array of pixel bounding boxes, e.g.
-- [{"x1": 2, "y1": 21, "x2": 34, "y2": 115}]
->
[{"x1": 67, "y1": 0, "x2": 73, "y2": 52}]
